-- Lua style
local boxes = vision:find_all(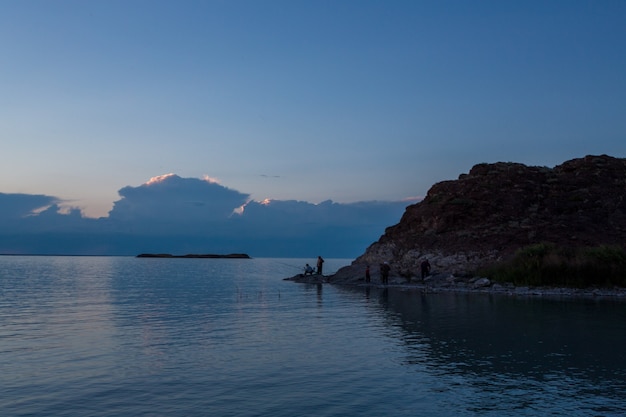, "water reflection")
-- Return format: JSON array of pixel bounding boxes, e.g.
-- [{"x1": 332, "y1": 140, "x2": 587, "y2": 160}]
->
[{"x1": 339, "y1": 286, "x2": 626, "y2": 411}]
